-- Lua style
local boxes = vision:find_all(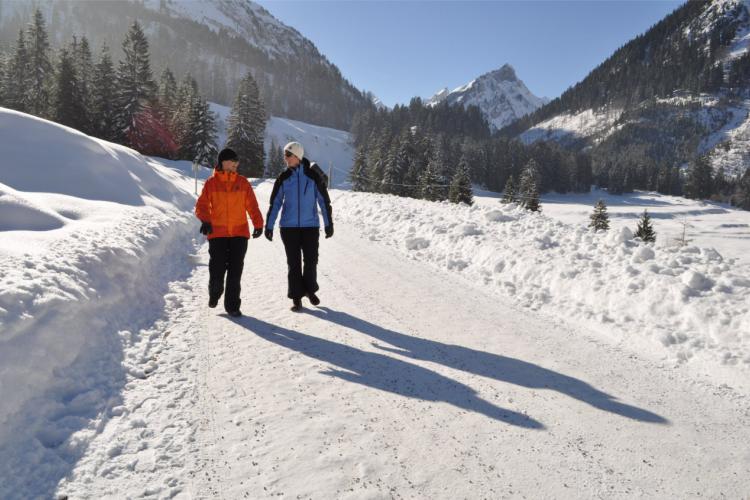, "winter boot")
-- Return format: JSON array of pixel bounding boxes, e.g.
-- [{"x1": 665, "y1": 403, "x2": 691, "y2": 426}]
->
[
  {"x1": 307, "y1": 292, "x2": 320, "y2": 306},
  {"x1": 208, "y1": 295, "x2": 219, "y2": 308},
  {"x1": 291, "y1": 298, "x2": 303, "y2": 312},
  {"x1": 227, "y1": 309, "x2": 242, "y2": 317}
]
